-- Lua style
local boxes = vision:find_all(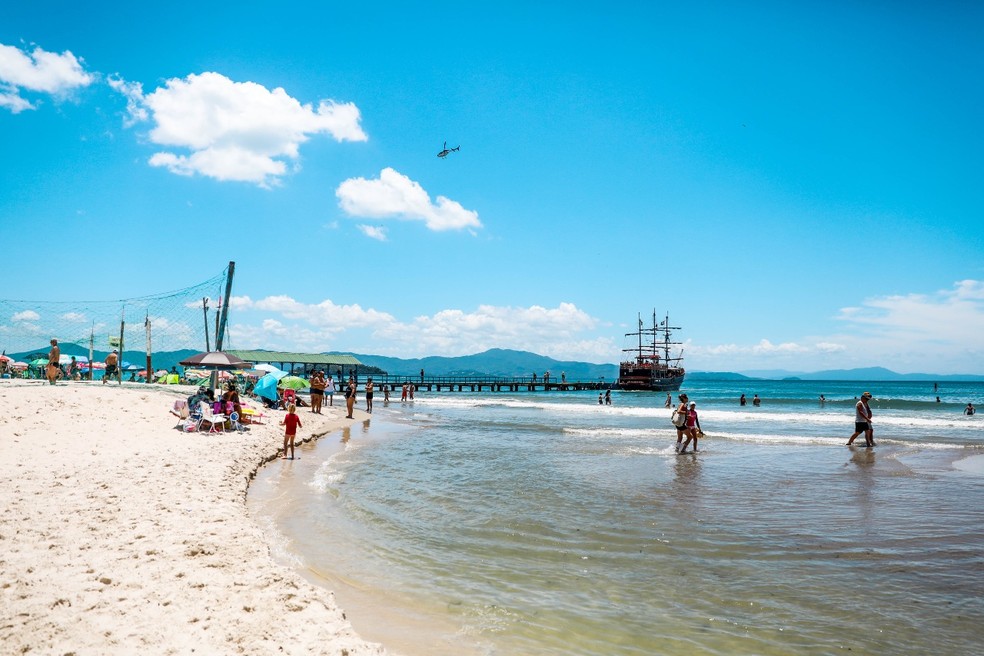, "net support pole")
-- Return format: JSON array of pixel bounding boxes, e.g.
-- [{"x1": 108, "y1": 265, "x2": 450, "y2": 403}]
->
[
  {"x1": 118, "y1": 308, "x2": 125, "y2": 386},
  {"x1": 215, "y1": 261, "x2": 235, "y2": 351},
  {"x1": 202, "y1": 297, "x2": 210, "y2": 352},
  {"x1": 145, "y1": 312, "x2": 152, "y2": 385},
  {"x1": 211, "y1": 261, "x2": 235, "y2": 392}
]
